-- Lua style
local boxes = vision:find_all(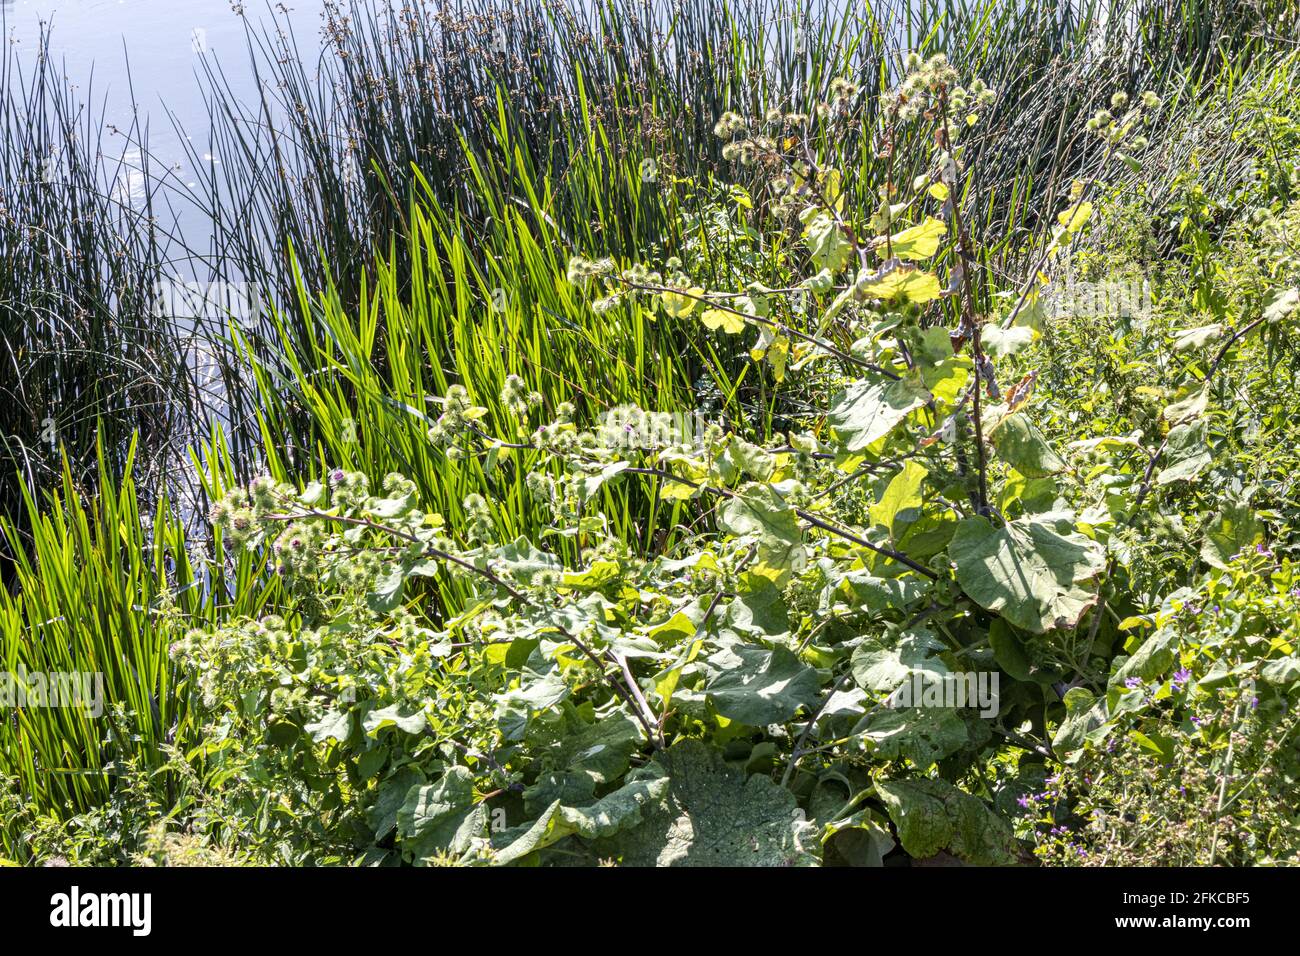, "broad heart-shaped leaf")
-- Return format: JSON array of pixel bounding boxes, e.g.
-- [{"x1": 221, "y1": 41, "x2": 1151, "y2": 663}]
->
[
  {"x1": 1173, "y1": 324, "x2": 1223, "y2": 351},
  {"x1": 879, "y1": 216, "x2": 947, "y2": 261},
  {"x1": 856, "y1": 264, "x2": 942, "y2": 304},
  {"x1": 491, "y1": 771, "x2": 671, "y2": 865},
  {"x1": 851, "y1": 627, "x2": 949, "y2": 693},
  {"x1": 1200, "y1": 500, "x2": 1263, "y2": 570},
  {"x1": 875, "y1": 777, "x2": 1017, "y2": 865},
  {"x1": 528, "y1": 705, "x2": 643, "y2": 787},
  {"x1": 1056, "y1": 199, "x2": 1093, "y2": 234},
  {"x1": 724, "y1": 579, "x2": 791, "y2": 639},
  {"x1": 705, "y1": 643, "x2": 822, "y2": 725},
  {"x1": 367, "y1": 564, "x2": 407, "y2": 613},
  {"x1": 869, "y1": 459, "x2": 928, "y2": 536},
  {"x1": 821, "y1": 809, "x2": 896, "y2": 867},
  {"x1": 660, "y1": 286, "x2": 702, "y2": 317},
  {"x1": 858, "y1": 706, "x2": 969, "y2": 768},
  {"x1": 493, "y1": 665, "x2": 570, "y2": 741},
  {"x1": 366, "y1": 766, "x2": 425, "y2": 840},
  {"x1": 1051, "y1": 686, "x2": 1111, "y2": 754},
  {"x1": 397, "y1": 767, "x2": 486, "y2": 860},
  {"x1": 575, "y1": 461, "x2": 630, "y2": 501},
  {"x1": 1265, "y1": 286, "x2": 1299, "y2": 323},
  {"x1": 480, "y1": 537, "x2": 563, "y2": 585},
  {"x1": 717, "y1": 482, "x2": 805, "y2": 570},
  {"x1": 305, "y1": 707, "x2": 351, "y2": 744},
  {"x1": 948, "y1": 513, "x2": 1106, "y2": 633},
  {"x1": 1156, "y1": 419, "x2": 1211, "y2": 485},
  {"x1": 989, "y1": 412, "x2": 1064, "y2": 477},
  {"x1": 700, "y1": 308, "x2": 746, "y2": 334},
  {"x1": 1161, "y1": 385, "x2": 1208, "y2": 425},
  {"x1": 827, "y1": 375, "x2": 931, "y2": 452},
  {"x1": 981, "y1": 323, "x2": 1035, "y2": 358},
  {"x1": 362, "y1": 703, "x2": 428, "y2": 737},
  {"x1": 819, "y1": 563, "x2": 929, "y2": 615},
  {"x1": 801, "y1": 209, "x2": 854, "y2": 274},
  {"x1": 593, "y1": 740, "x2": 816, "y2": 866}
]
